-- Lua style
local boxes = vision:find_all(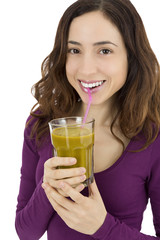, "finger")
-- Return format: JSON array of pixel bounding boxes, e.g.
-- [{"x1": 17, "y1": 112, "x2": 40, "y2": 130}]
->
[
  {"x1": 65, "y1": 174, "x2": 86, "y2": 186},
  {"x1": 42, "y1": 183, "x2": 69, "y2": 214},
  {"x1": 45, "y1": 157, "x2": 77, "y2": 168},
  {"x1": 57, "y1": 183, "x2": 85, "y2": 197},
  {"x1": 88, "y1": 179, "x2": 101, "y2": 200},
  {"x1": 51, "y1": 173, "x2": 86, "y2": 186},
  {"x1": 75, "y1": 184, "x2": 85, "y2": 192},
  {"x1": 51, "y1": 167, "x2": 86, "y2": 180},
  {"x1": 44, "y1": 166, "x2": 86, "y2": 186},
  {"x1": 42, "y1": 183, "x2": 56, "y2": 204},
  {"x1": 60, "y1": 182, "x2": 85, "y2": 204},
  {"x1": 43, "y1": 182, "x2": 75, "y2": 211},
  {"x1": 42, "y1": 182, "x2": 63, "y2": 205},
  {"x1": 42, "y1": 183, "x2": 77, "y2": 228},
  {"x1": 57, "y1": 188, "x2": 69, "y2": 197}
]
